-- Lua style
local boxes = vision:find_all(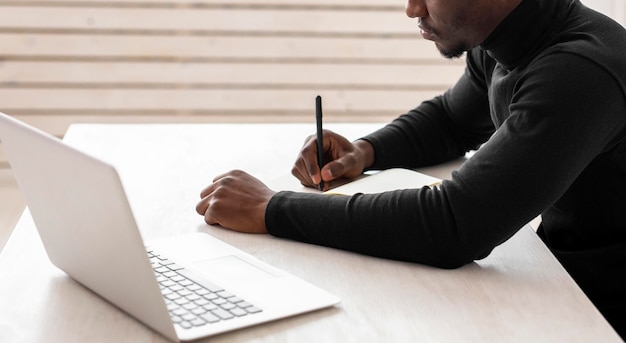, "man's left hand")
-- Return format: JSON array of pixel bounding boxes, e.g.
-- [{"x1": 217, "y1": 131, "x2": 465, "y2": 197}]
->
[{"x1": 196, "y1": 170, "x2": 275, "y2": 234}]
